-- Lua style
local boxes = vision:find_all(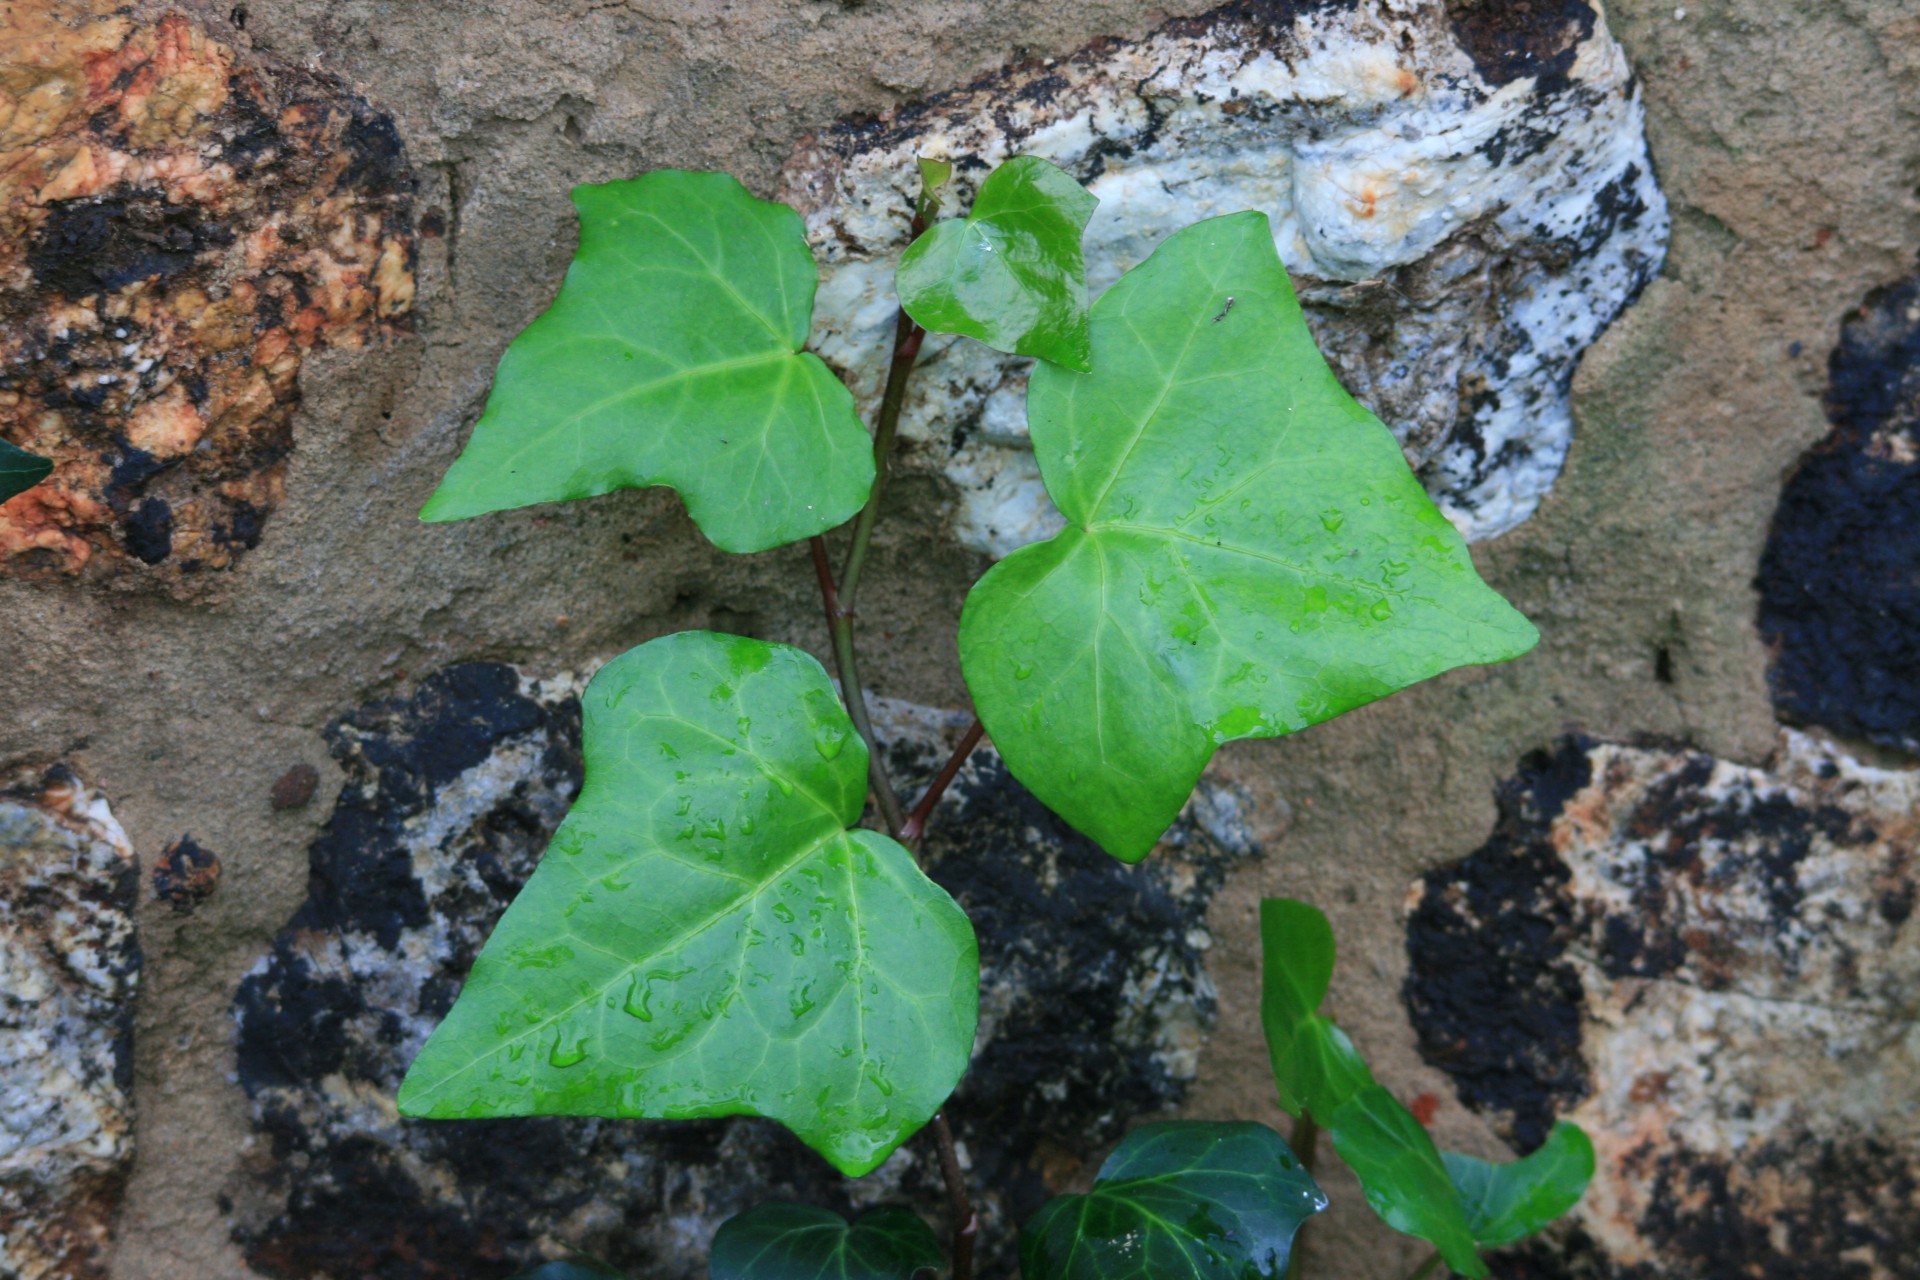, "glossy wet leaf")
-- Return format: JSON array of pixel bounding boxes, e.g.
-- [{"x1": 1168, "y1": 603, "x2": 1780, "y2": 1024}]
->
[
  {"x1": 397, "y1": 632, "x2": 978, "y2": 1177},
  {"x1": 959, "y1": 212, "x2": 1536, "y2": 860},
  {"x1": 1445, "y1": 1122, "x2": 1595, "y2": 1247},
  {"x1": 421, "y1": 170, "x2": 873, "y2": 553},
  {"x1": 0, "y1": 439, "x2": 51, "y2": 504},
  {"x1": 508, "y1": 1262, "x2": 627, "y2": 1279},
  {"x1": 1331, "y1": 1085, "x2": 1485, "y2": 1277},
  {"x1": 710, "y1": 1203, "x2": 942, "y2": 1280},
  {"x1": 1258, "y1": 898, "x2": 1372, "y2": 1119},
  {"x1": 897, "y1": 156, "x2": 1096, "y2": 371},
  {"x1": 1020, "y1": 1121, "x2": 1325, "y2": 1280}
]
